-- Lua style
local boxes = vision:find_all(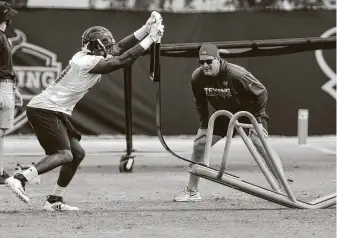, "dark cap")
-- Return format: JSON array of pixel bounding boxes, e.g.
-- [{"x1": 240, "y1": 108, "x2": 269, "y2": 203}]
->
[
  {"x1": 0, "y1": 2, "x2": 18, "y2": 24},
  {"x1": 199, "y1": 43, "x2": 219, "y2": 60}
]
